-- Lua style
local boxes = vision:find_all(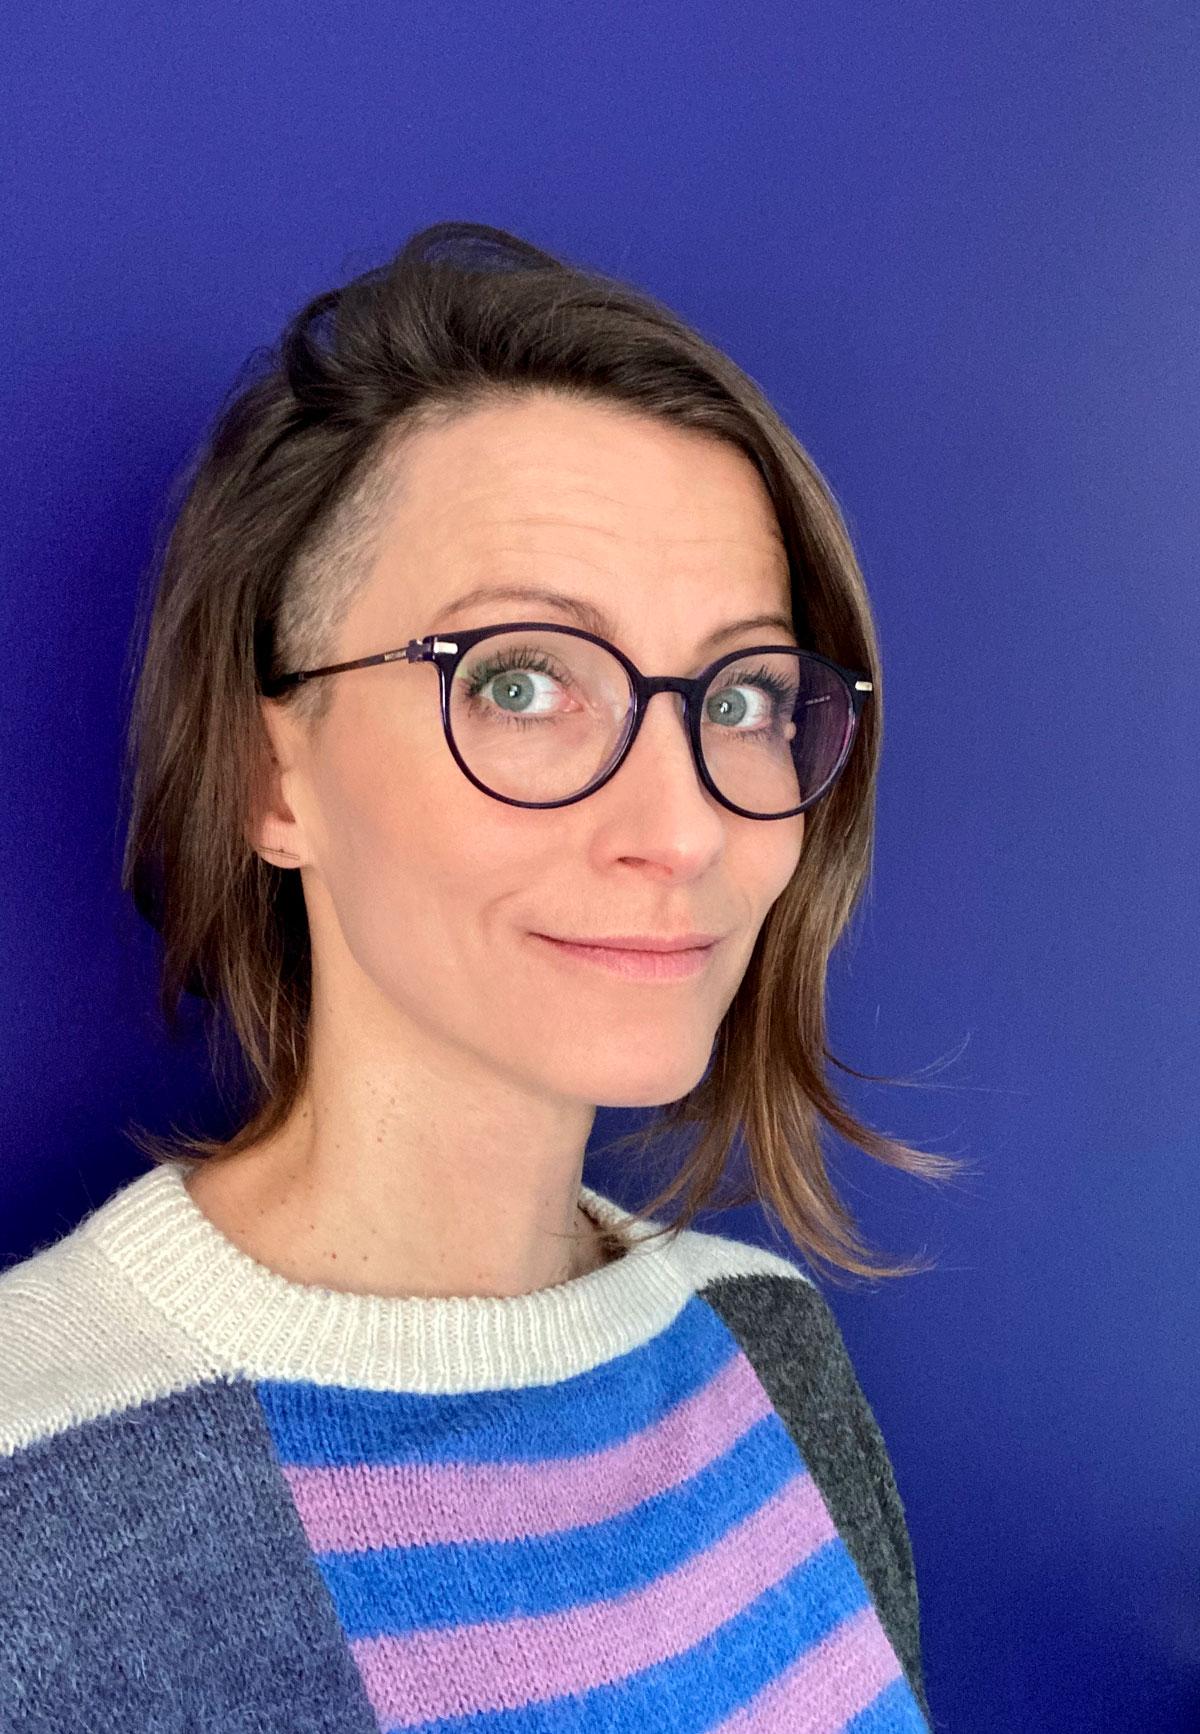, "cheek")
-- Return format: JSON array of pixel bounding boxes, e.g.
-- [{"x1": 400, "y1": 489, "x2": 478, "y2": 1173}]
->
[
  {"x1": 308, "y1": 736, "x2": 532, "y2": 986},
  {"x1": 737, "y1": 813, "x2": 805, "y2": 910}
]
